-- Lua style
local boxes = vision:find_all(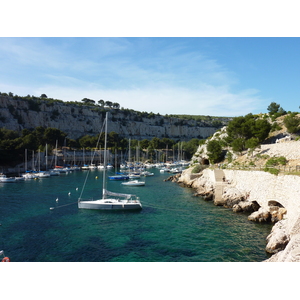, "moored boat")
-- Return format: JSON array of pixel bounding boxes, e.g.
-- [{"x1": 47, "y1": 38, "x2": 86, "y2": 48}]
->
[
  {"x1": 0, "y1": 174, "x2": 16, "y2": 183},
  {"x1": 121, "y1": 180, "x2": 145, "y2": 186},
  {"x1": 78, "y1": 112, "x2": 142, "y2": 211}
]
